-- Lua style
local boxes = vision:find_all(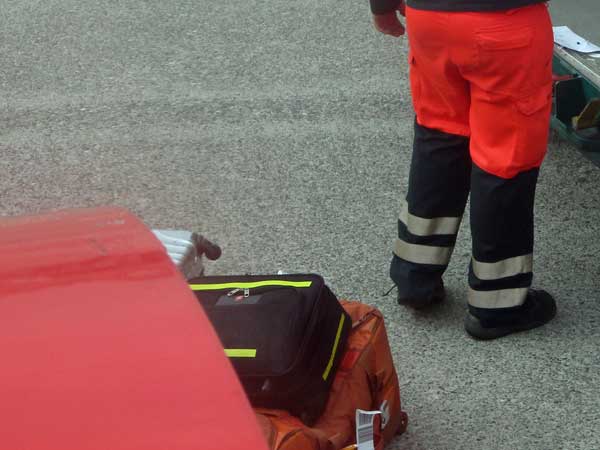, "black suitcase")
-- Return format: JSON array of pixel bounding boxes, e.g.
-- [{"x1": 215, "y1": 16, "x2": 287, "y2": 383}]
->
[{"x1": 189, "y1": 273, "x2": 351, "y2": 425}]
